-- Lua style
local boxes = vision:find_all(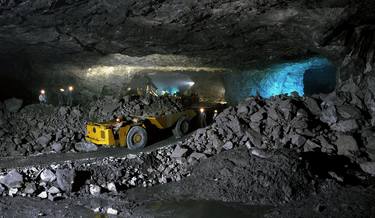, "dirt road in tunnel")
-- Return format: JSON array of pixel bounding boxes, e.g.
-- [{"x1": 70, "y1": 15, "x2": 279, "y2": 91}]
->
[{"x1": 0, "y1": 133, "x2": 192, "y2": 169}]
